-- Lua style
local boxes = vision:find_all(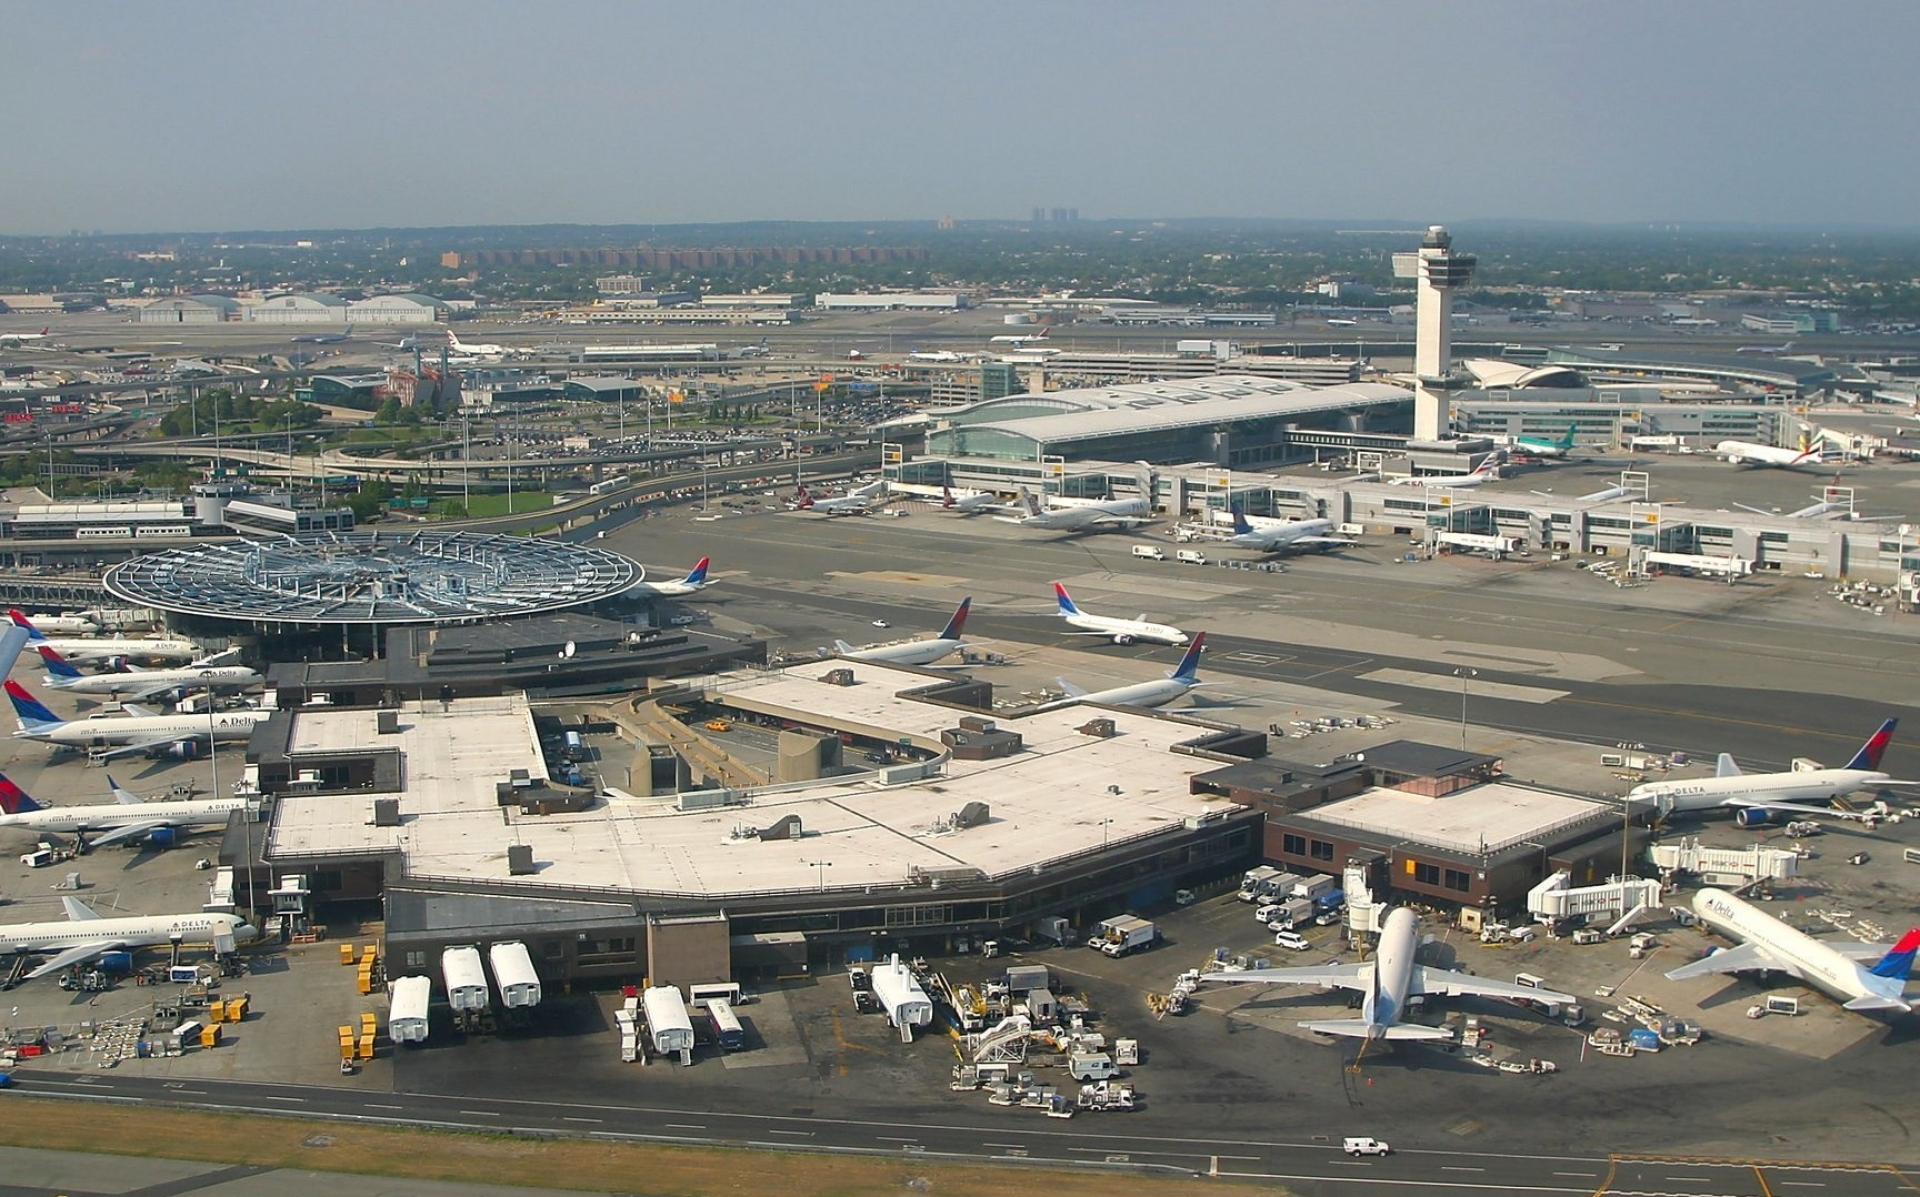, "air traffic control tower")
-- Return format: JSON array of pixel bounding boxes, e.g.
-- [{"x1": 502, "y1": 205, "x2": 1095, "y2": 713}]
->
[{"x1": 1393, "y1": 225, "x2": 1477, "y2": 440}]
